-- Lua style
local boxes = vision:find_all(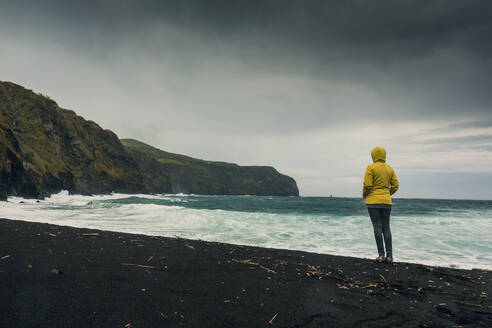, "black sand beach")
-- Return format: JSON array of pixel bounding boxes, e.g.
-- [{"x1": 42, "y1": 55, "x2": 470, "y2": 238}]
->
[{"x1": 1, "y1": 218, "x2": 491, "y2": 327}]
